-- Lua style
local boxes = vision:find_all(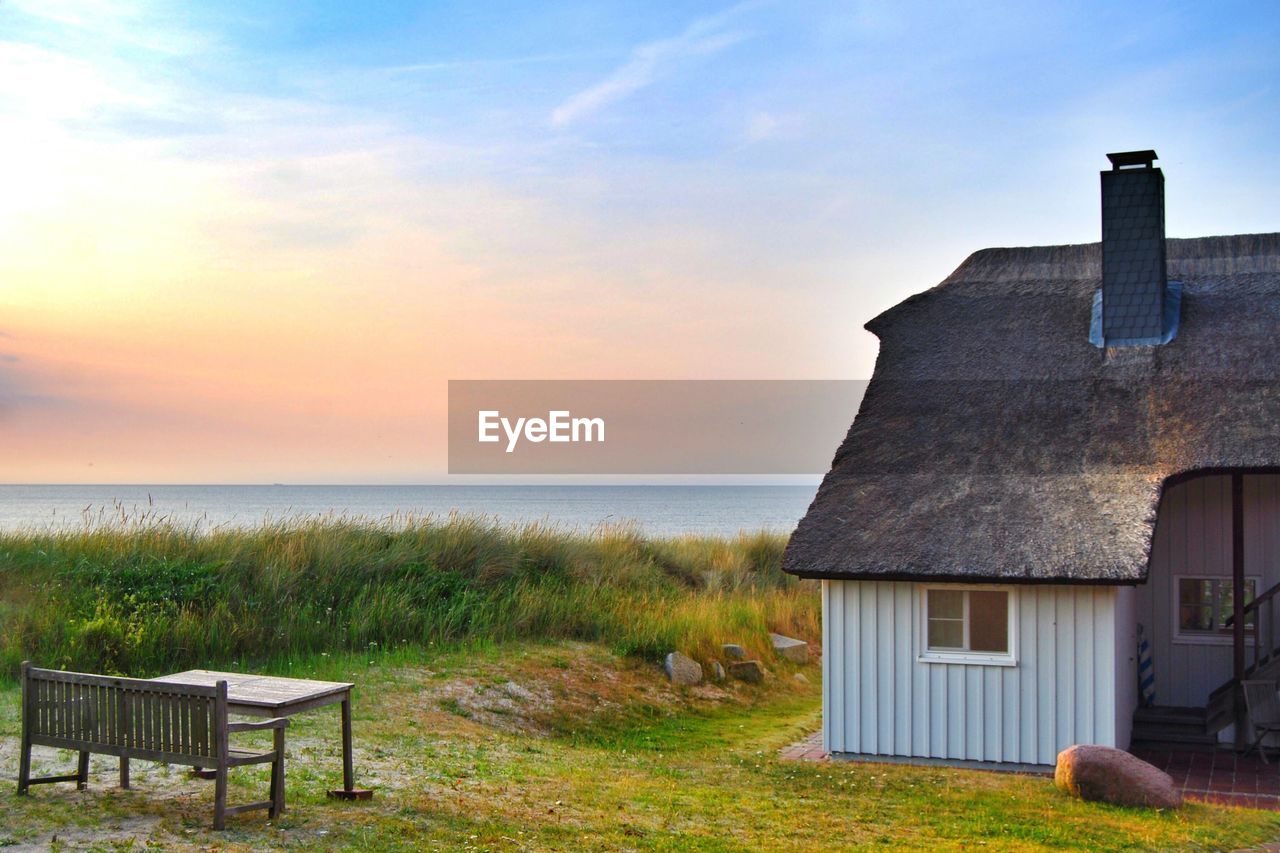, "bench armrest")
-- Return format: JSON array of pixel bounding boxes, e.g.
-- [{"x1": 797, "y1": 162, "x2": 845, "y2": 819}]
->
[{"x1": 227, "y1": 717, "x2": 289, "y2": 733}]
